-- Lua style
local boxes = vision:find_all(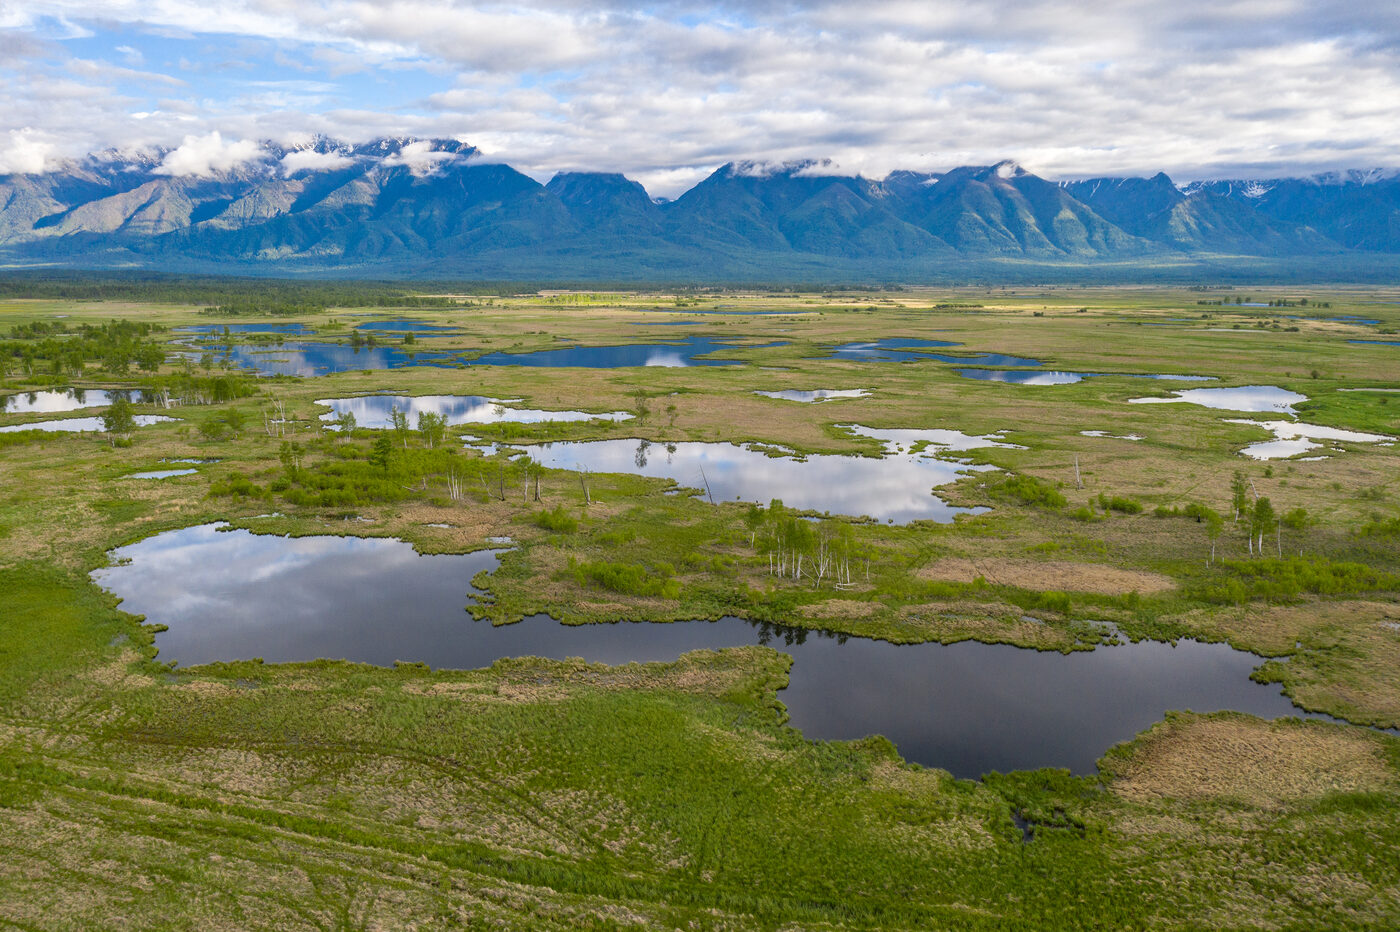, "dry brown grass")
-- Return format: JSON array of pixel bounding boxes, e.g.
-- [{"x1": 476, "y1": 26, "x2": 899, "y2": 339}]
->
[
  {"x1": 919, "y1": 557, "x2": 1175, "y2": 595},
  {"x1": 1108, "y1": 715, "x2": 1394, "y2": 808}
]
